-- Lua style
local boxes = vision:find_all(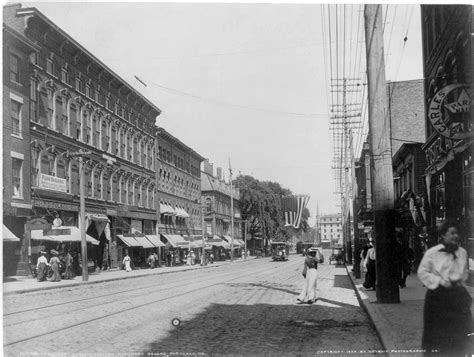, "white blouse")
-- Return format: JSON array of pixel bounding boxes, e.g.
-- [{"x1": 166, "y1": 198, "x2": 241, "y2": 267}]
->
[{"x1": 417, "y1": 244, "x2": 468, "y2": 290}]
